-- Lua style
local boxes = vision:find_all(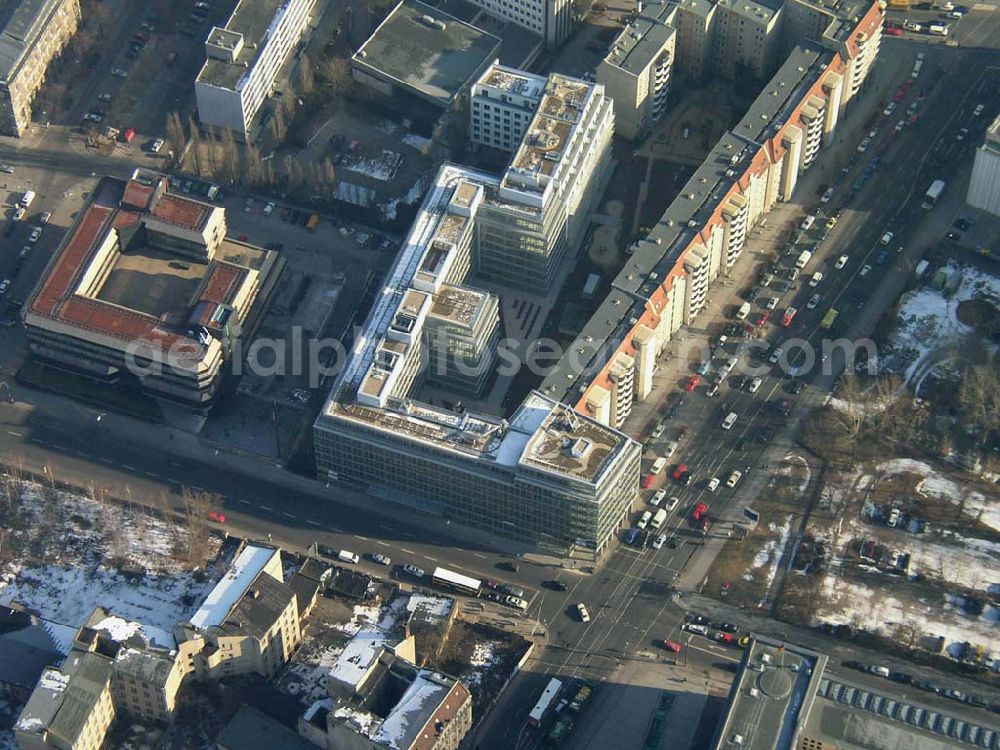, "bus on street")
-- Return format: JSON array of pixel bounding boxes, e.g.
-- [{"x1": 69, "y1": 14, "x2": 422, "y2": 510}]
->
[
  {"x1": 431, "y1": 567, "x2": 482, "y2": 596},
  {"x1": 528, "y1": 678, "x2": 563, "y2": 727}
]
